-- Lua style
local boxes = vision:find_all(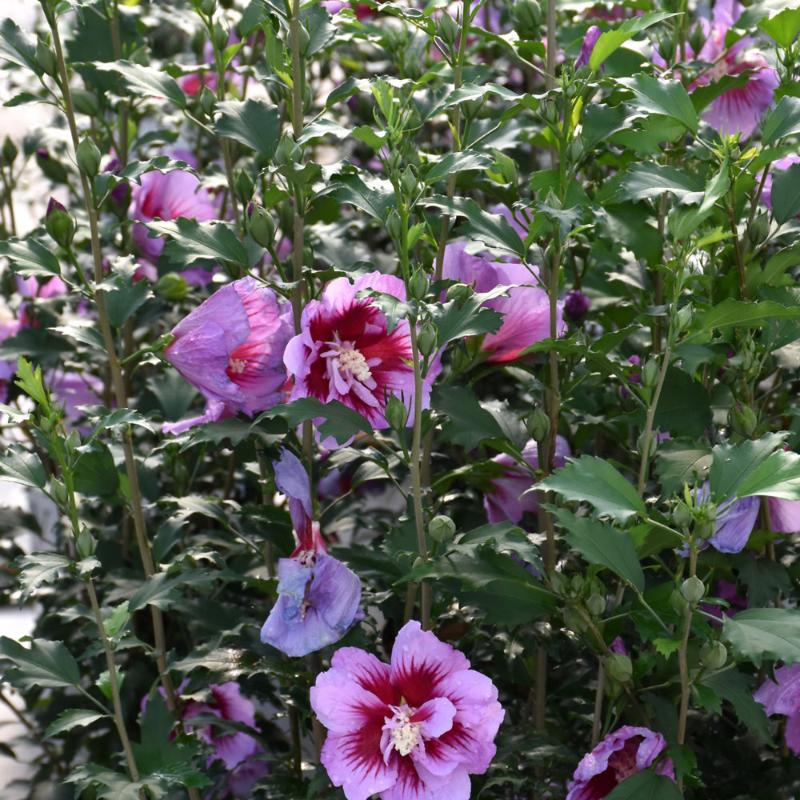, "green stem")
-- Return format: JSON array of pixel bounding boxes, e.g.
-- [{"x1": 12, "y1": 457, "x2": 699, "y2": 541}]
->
[
  {"x1": 677, "y1": 544, "x2": 697, "y2": 789},
  {"x1": 1, "y1": 167, "x2": 17, "y2": 236},
  {"x1": 636, "y1": 343, "x2": 672, "y2": 495}
]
